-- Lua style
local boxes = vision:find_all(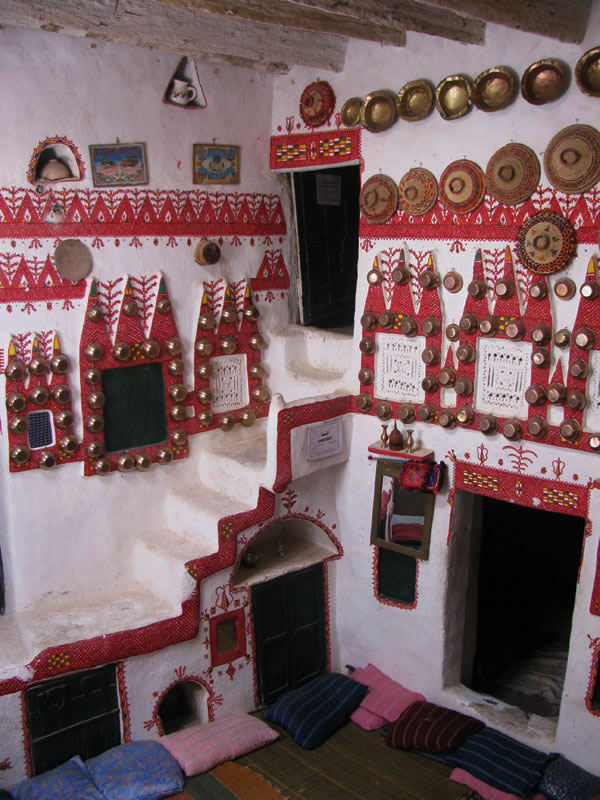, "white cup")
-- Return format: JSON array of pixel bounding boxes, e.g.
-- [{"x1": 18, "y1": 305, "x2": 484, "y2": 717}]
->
[{"x1": 169, "y1": 79, "x2": 197, "y2": 105}]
